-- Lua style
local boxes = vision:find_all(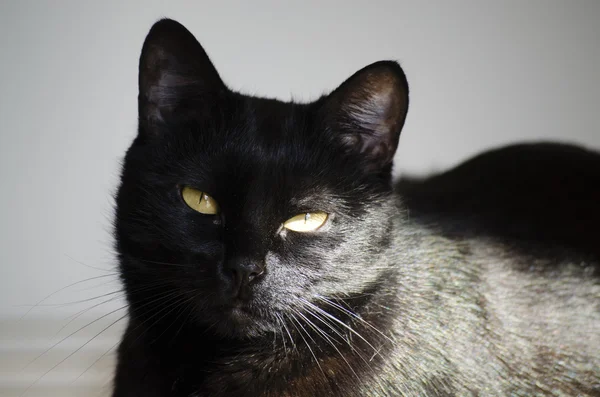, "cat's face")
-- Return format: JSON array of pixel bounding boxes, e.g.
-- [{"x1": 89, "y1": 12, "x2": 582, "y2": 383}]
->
[{"x1": 116, "y1": 19, "x2": 409, "y2": 338}]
